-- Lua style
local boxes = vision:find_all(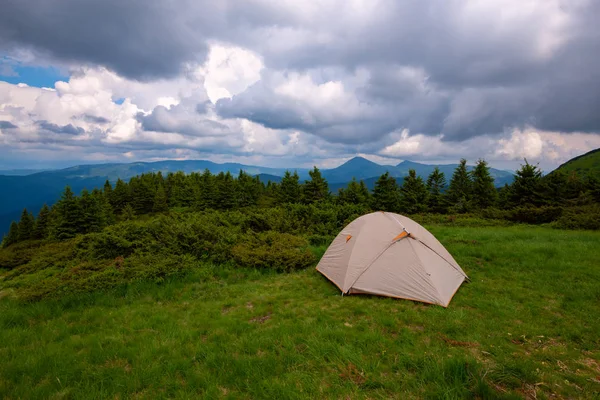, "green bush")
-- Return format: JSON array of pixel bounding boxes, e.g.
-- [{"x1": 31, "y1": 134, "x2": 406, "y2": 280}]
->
[
  {"x1": 553, "y1": 205, "x2": 600, "y2": 230},
  {"x1": 231, "y1": 231, "x2": 316, "y2": 272},
  {"x1": 506, "y1": 206, "x2": 564, "y2": 224}
]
